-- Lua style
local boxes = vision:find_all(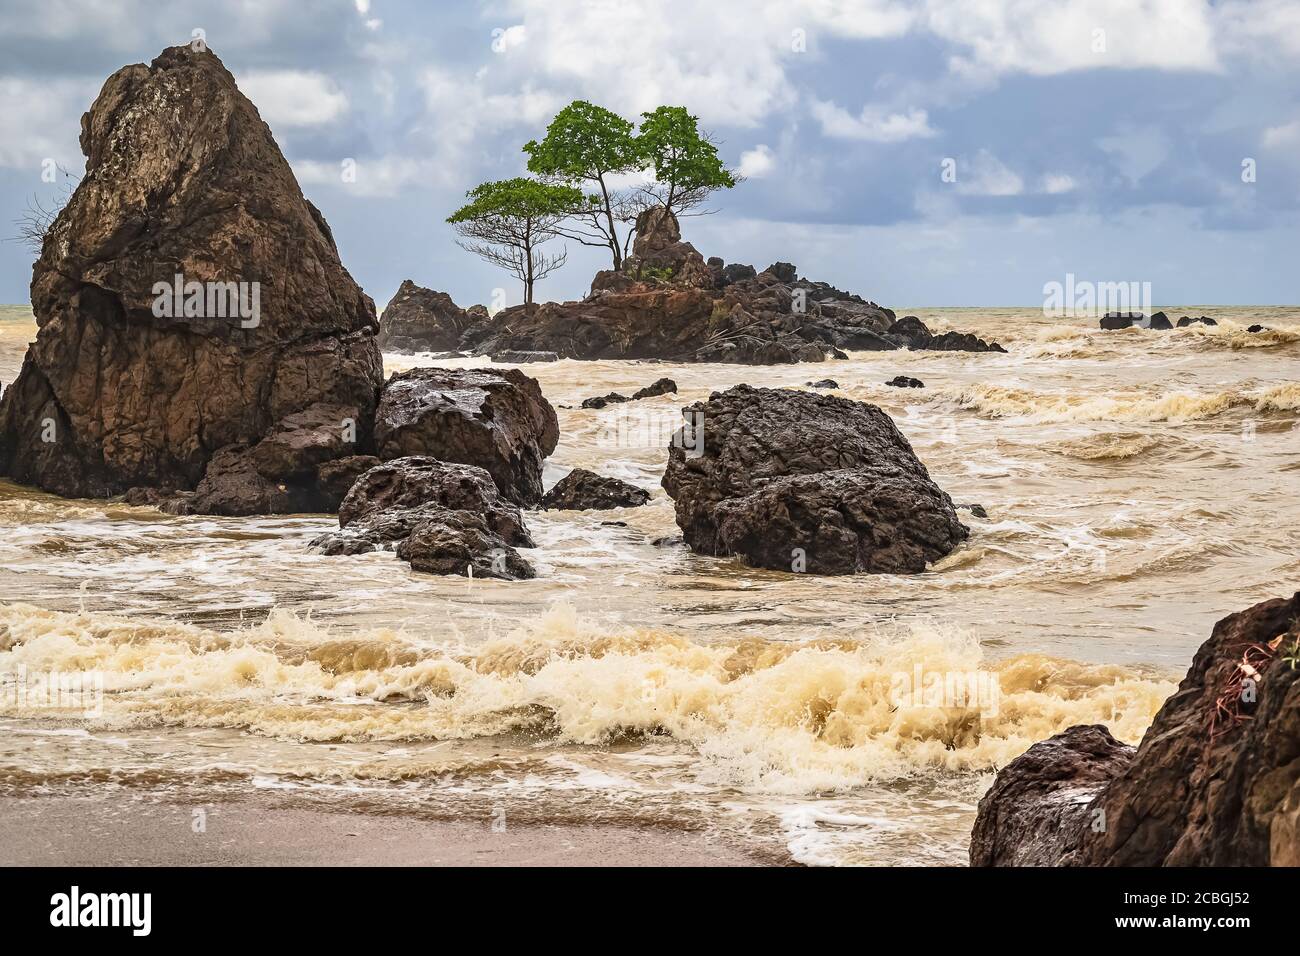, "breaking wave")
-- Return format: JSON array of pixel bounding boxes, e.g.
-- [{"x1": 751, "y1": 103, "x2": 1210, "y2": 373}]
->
[
  {"x1": 0, "y1": 602, "x2": 1176, "y2": 794},
  {"x1": 945, "y1": 382, "x2": 1300, "y2": 424}
]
